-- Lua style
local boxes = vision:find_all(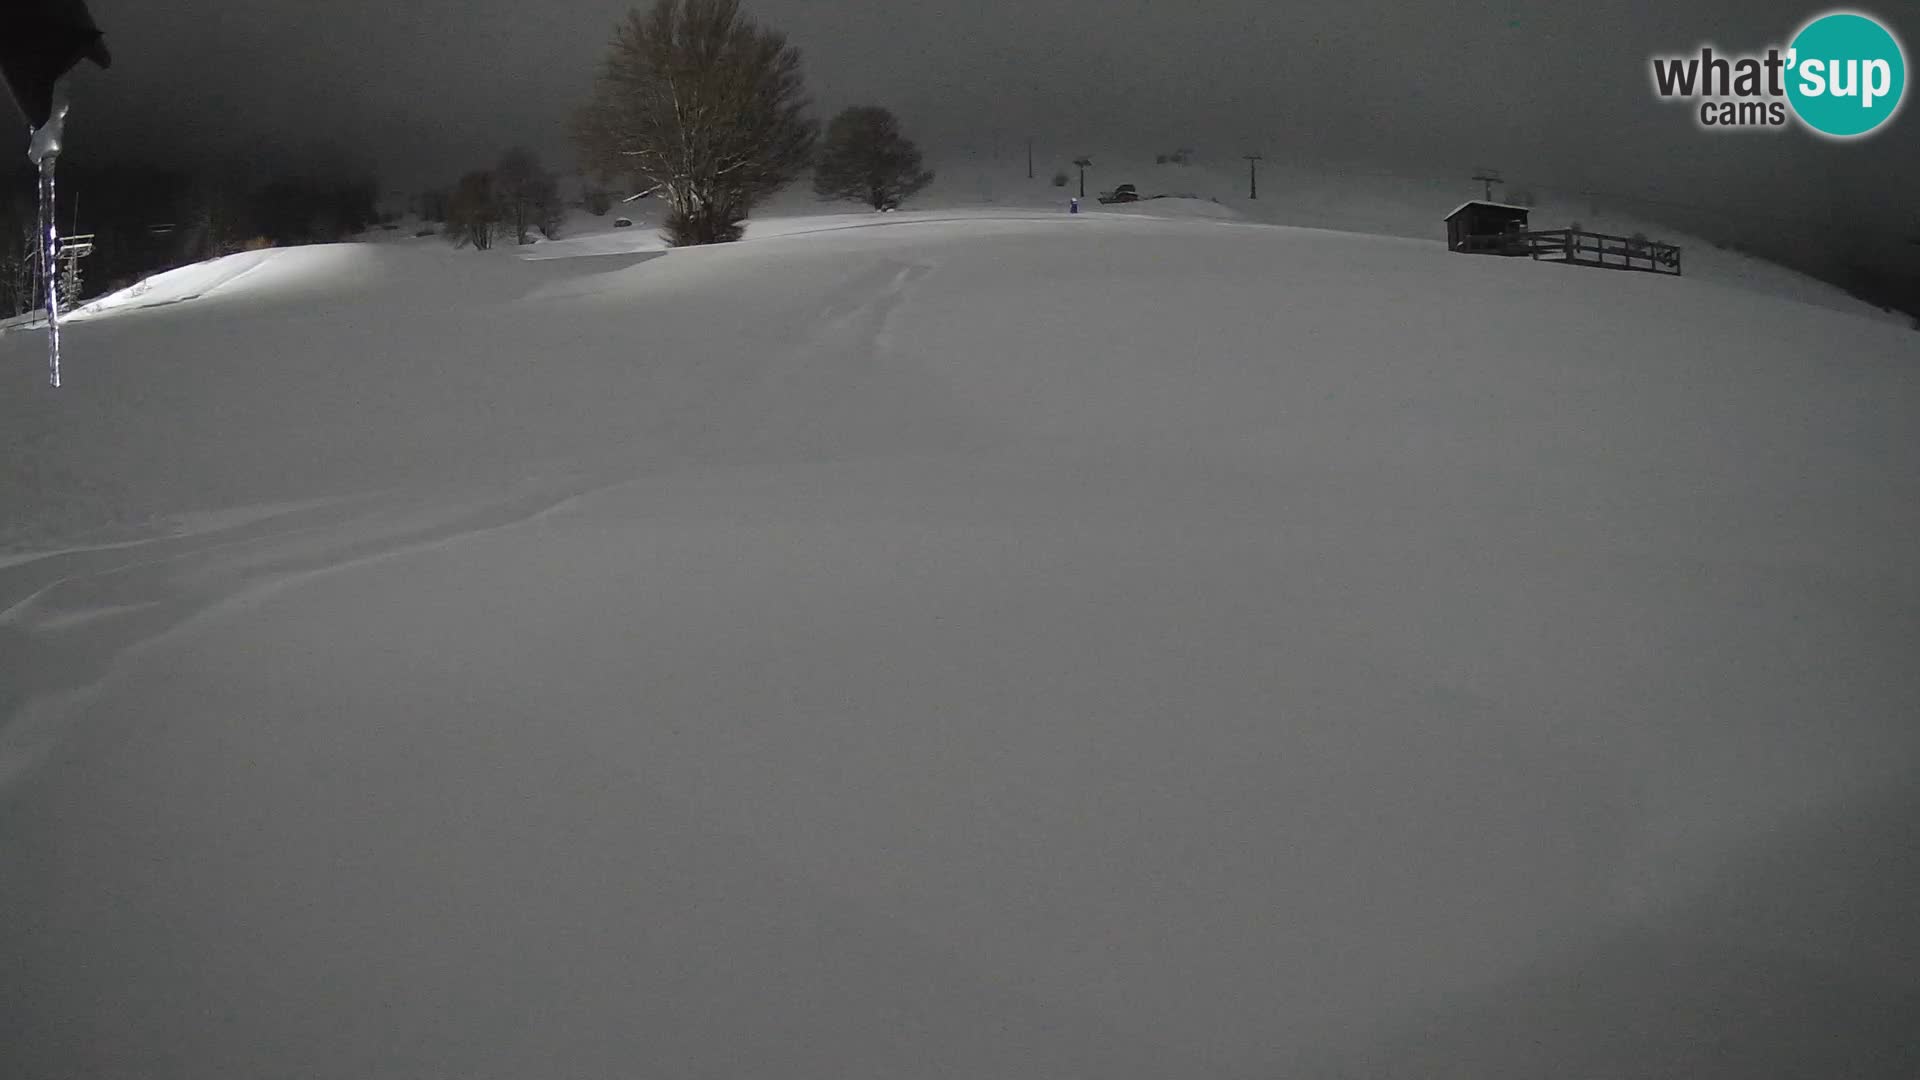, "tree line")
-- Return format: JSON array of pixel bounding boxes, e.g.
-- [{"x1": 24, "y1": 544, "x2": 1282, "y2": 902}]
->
[{"x1": 421, "y1": 147, "x2": 566, "y2": 250}]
